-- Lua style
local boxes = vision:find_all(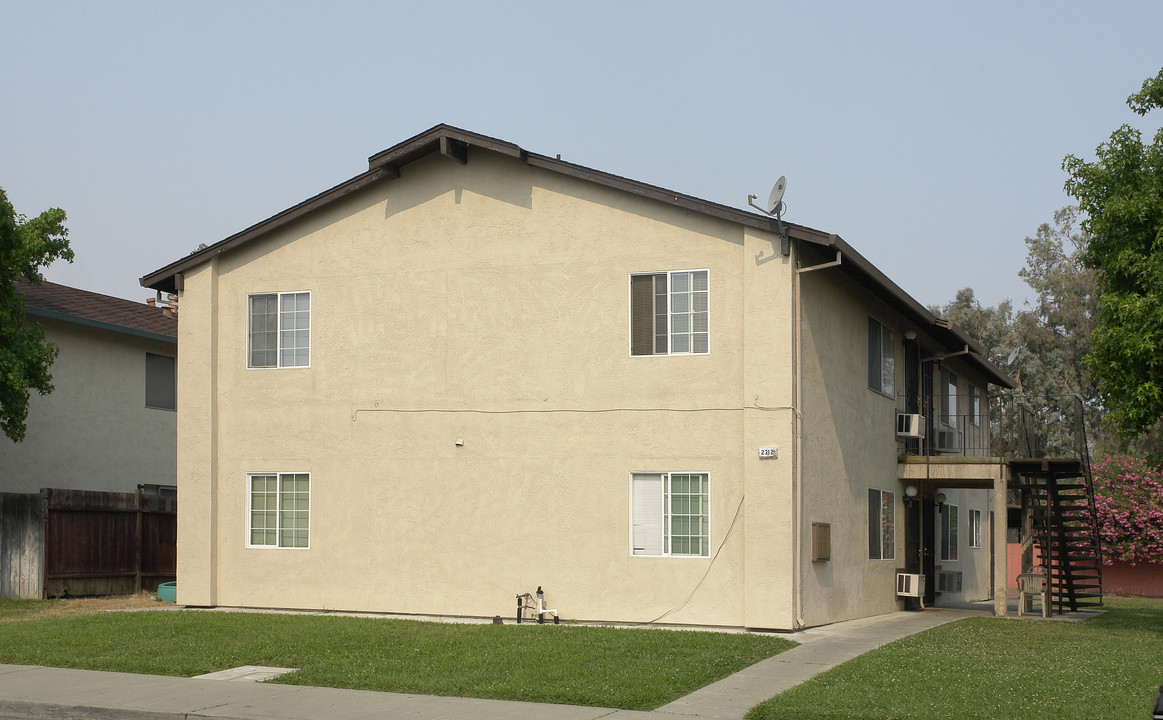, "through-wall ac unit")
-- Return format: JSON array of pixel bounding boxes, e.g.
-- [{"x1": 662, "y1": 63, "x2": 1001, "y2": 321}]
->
[
  {"x1": 896, "y1": 572, "x2": 925, "y2": 598},
  {"x1": 896, "y1": 413, "x2": 925, "y2": 438},
  {"x1": 935, "y1": 571, "x2": 963, "y2": 593},
  {"x1": 935, "y1": 429, "x2": 962, "y2": 452}
]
